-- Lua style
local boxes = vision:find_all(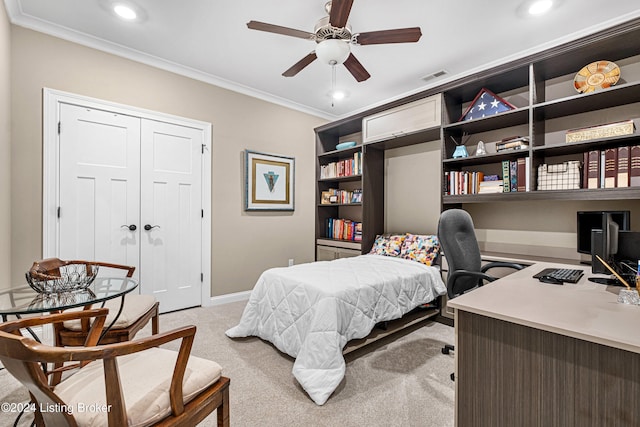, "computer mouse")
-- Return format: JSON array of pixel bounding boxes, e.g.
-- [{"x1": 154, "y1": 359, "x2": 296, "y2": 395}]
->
[{"x1": 539, "y1": 275, "x2": 563, "y2": 285}]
